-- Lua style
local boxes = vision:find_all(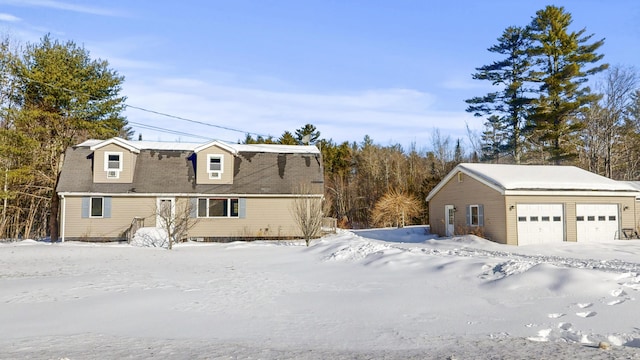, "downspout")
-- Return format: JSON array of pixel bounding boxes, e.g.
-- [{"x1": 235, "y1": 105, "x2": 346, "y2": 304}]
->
[{"x1": 60, "y1": 194, "x2": 65, "y2": 242}]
